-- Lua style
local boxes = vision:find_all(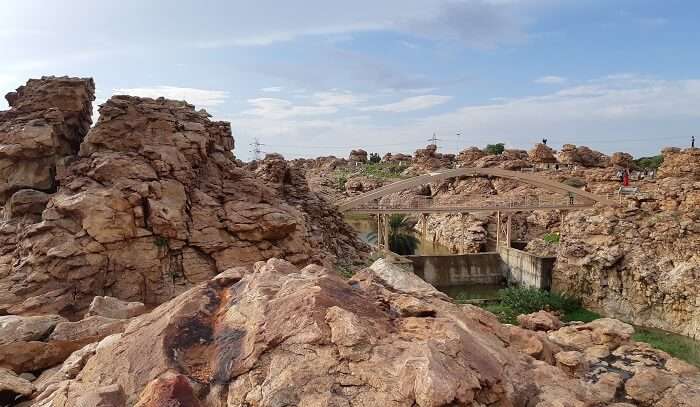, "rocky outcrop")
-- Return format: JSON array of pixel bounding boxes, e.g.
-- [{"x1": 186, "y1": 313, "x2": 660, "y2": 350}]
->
[
  {"x1": 344, "y1": 176, "x2": 384, "y2": 193},
  {"x1": 554, "y1": 177, "x2": 700, "y2": 337},
  {"x1": 456, "y1": 146, "x2": 486, "y2": 166},
  {"x1": 611, "y1": 152, "x2": 635, "y2": 168},
  {"x1": 26, "y1": 258, "x2": 700, "y2": 406},
  {"x1": 0, "y1": 77, "x2": 95, "y2": 206},
  {"x1": 409, "y1": 144, "x2": 455, "y2": 172},
  {"x1": 529, "y1": 143, "x2": 557, "y2": 164},
  {"x1": 0, "y1": 84, "x2": 365, "y2": 319},
  {"x1": 558, "y1": 144, "x2": 610, "y2": 167},
  {"x1": 657, "y1": 147, "x2": 700, "y2": 179},
  {"x1": 348, "y1": 148, "x2": 367, "y2": 163},
  {"x1": 248, "y1": 154, "x2": 368, "y2": 268}
]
